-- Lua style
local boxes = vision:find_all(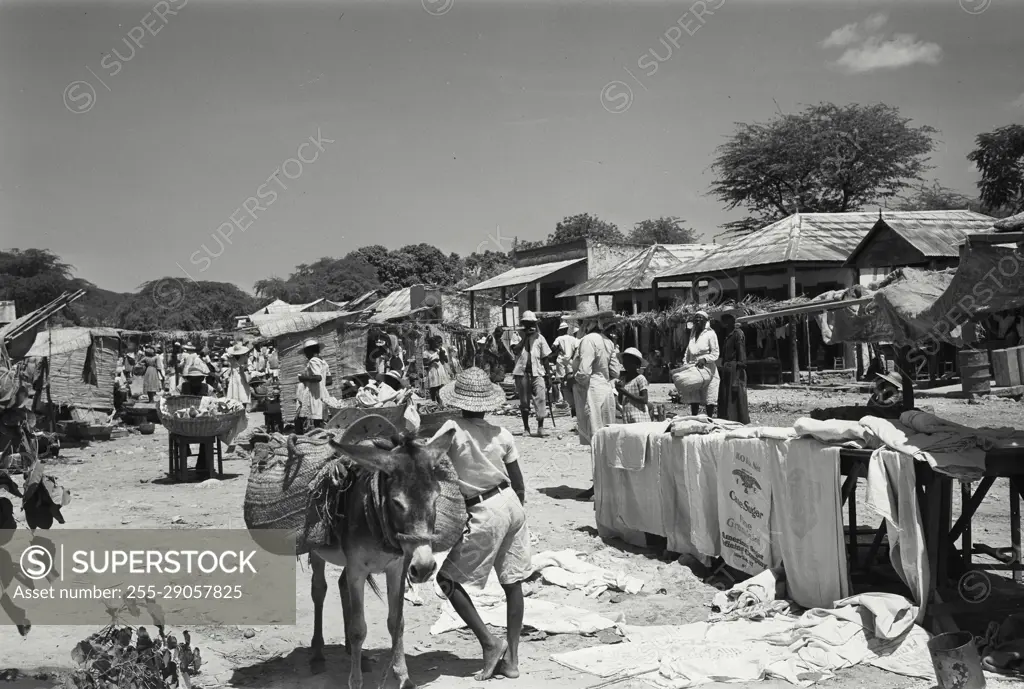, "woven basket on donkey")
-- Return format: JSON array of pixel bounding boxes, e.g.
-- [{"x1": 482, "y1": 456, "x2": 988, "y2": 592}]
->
[
  {"x1": 243, "y1": 430, "x2": 342, "y2": 556},
  {"x1": 158, "y1": 395, "x2": 246, "y2": 437},
  {"x1": 432, "y1": 456, "x2": 467, "y2": 552}
]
